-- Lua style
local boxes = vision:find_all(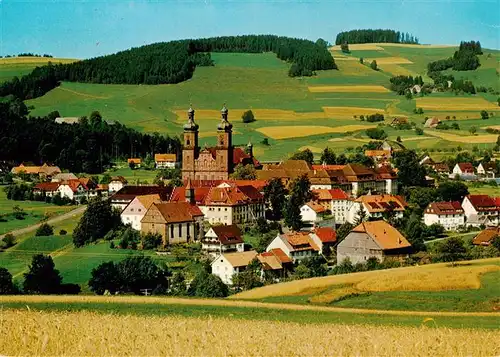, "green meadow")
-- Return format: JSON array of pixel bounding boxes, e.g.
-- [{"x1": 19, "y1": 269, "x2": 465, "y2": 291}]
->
[{"x1": 2, "y1": 45, "x2": 496, "y2": 161}]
